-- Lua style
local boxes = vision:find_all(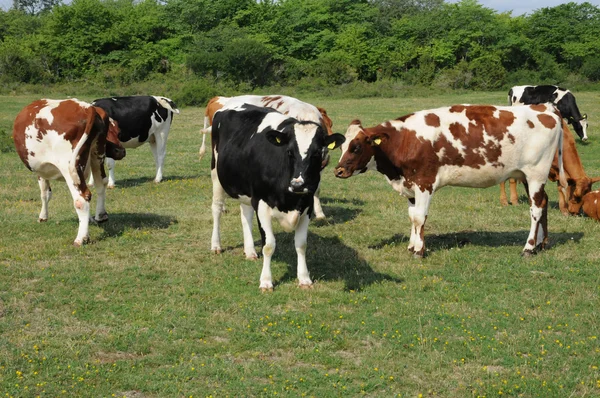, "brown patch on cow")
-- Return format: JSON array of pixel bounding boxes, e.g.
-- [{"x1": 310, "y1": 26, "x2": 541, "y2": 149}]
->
[
  {"x1": 532, "y1": 184, "x2": 546, "y2": 207},
  {"x1": 262, "y1": 96, "x2": 283, "y2": 108},
  {"x1": 529, "y1": 104, "x2": 547, "y2": 112},
  {"x1": 527, "y1": 120, "x2": 535, "y2": 128},
  {"x1": 424, "y1": 113, "x2": 440, "y2": 127},
  {"x1": 537, "y1": 114, "x2": 557, "y2": 129},
  {"x1": 205, "y1": 96, "x2": 226, "y2": 124},
  {"x1": 316, "y1": 107, "x2": 334, "y2": 135},
  {"x1": 449, "y1": 105, "x2": 466, "y2": 113},
  {"x1": 12, "y1": 99, "x2": 50, "y2": 171}
]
